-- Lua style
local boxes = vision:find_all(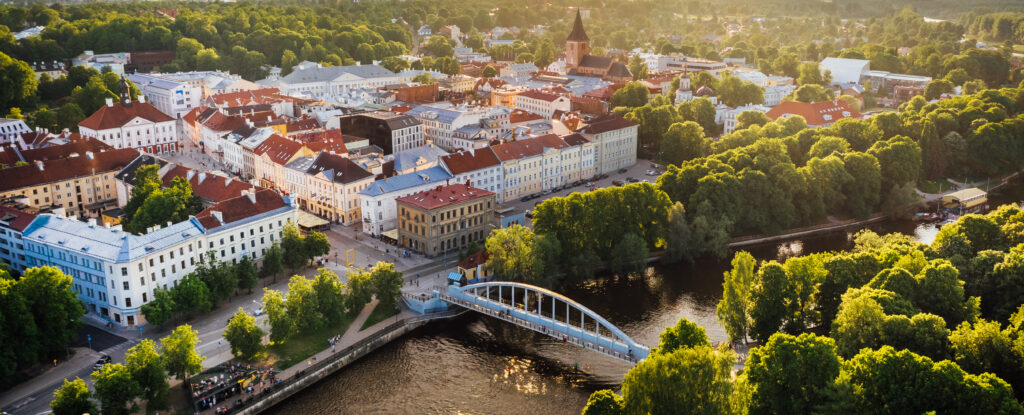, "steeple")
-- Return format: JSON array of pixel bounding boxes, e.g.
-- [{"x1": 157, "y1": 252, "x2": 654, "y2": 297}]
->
[
  {"x1": 567, "y1": 9, "x2": 589, "y2": 42},
  {"x1": 119, "y1": 75, "x2": 133, "y2": 107}
]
